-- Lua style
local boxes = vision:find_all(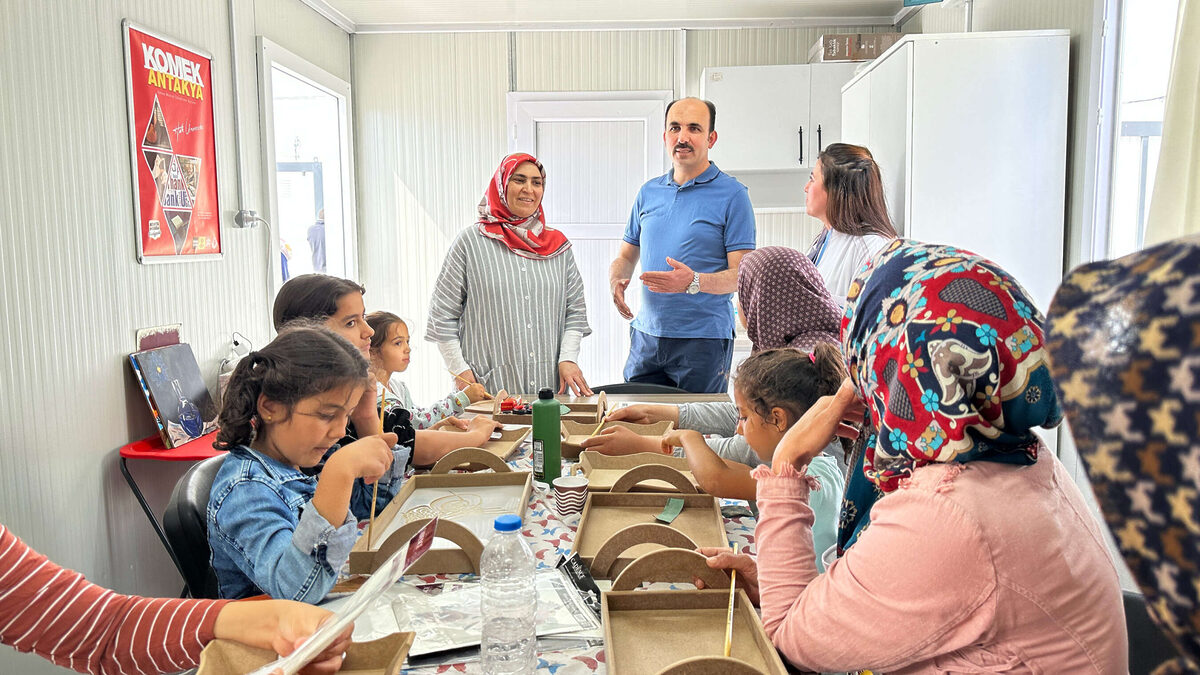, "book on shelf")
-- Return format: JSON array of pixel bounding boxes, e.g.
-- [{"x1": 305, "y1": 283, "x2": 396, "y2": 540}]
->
[{"x1": 129, "y1": 343, "x2": 218, "y2": 448}]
